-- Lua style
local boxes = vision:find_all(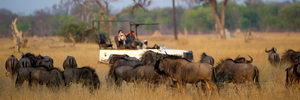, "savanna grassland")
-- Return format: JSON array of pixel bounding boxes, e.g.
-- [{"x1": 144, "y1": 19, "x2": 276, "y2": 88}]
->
[{"x1": 0, "y1": 33, "x2": 300, "y2": 100}]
